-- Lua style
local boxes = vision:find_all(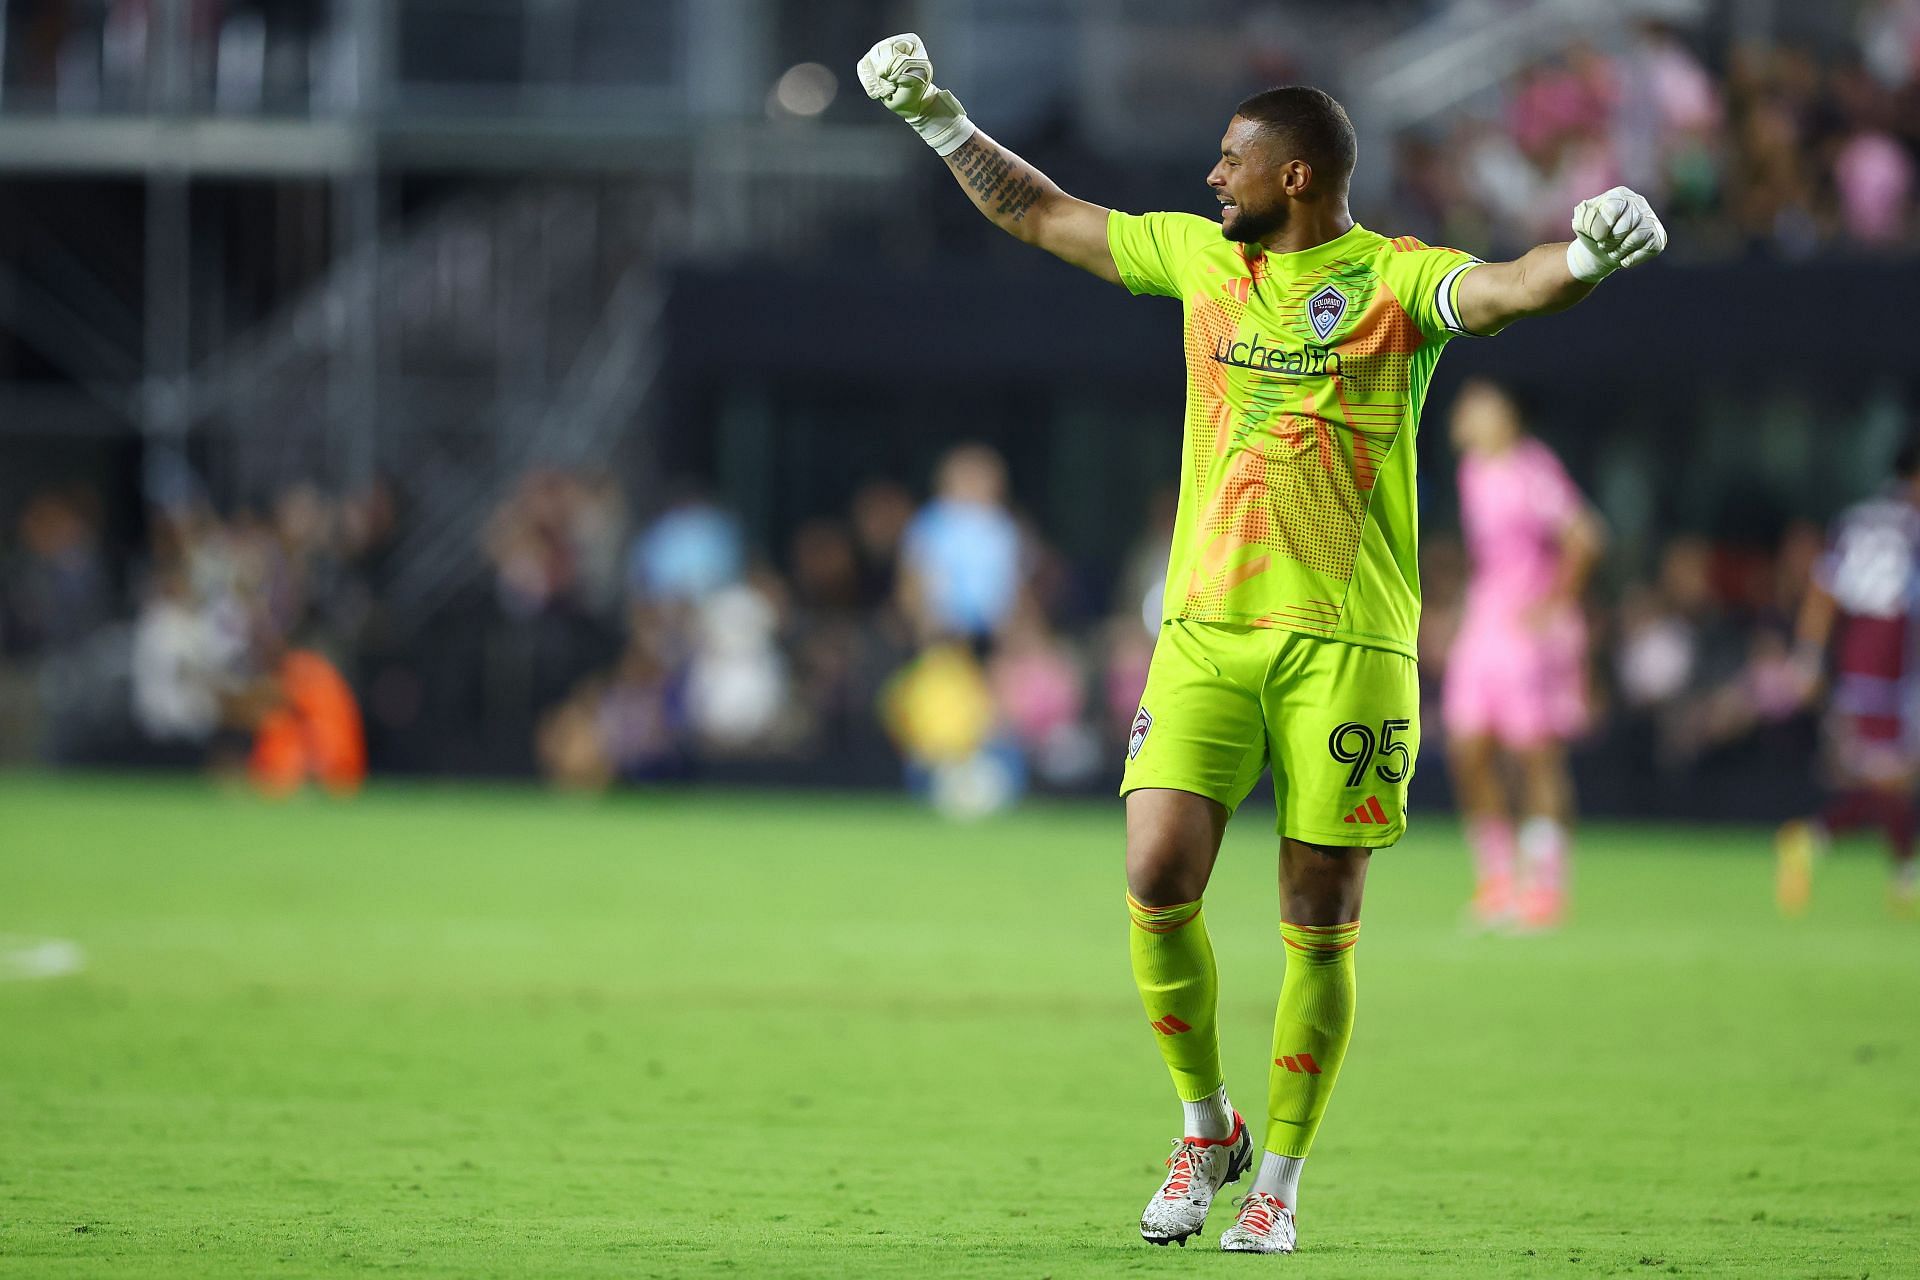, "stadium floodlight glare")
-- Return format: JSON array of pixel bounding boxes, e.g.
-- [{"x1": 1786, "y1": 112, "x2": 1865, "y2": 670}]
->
[{"x1": 772, "y1": 62, "x2": 838, "y2": 118}]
